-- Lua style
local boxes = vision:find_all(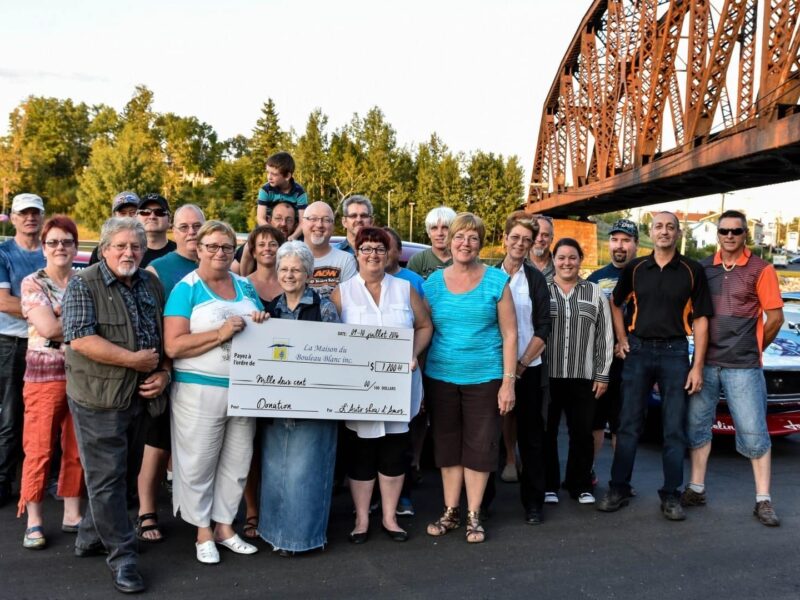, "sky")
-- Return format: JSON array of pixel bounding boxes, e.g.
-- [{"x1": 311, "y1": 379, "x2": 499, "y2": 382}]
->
[{"x1": 1, "y1": 0, "x2": 798, "y2": 221}]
